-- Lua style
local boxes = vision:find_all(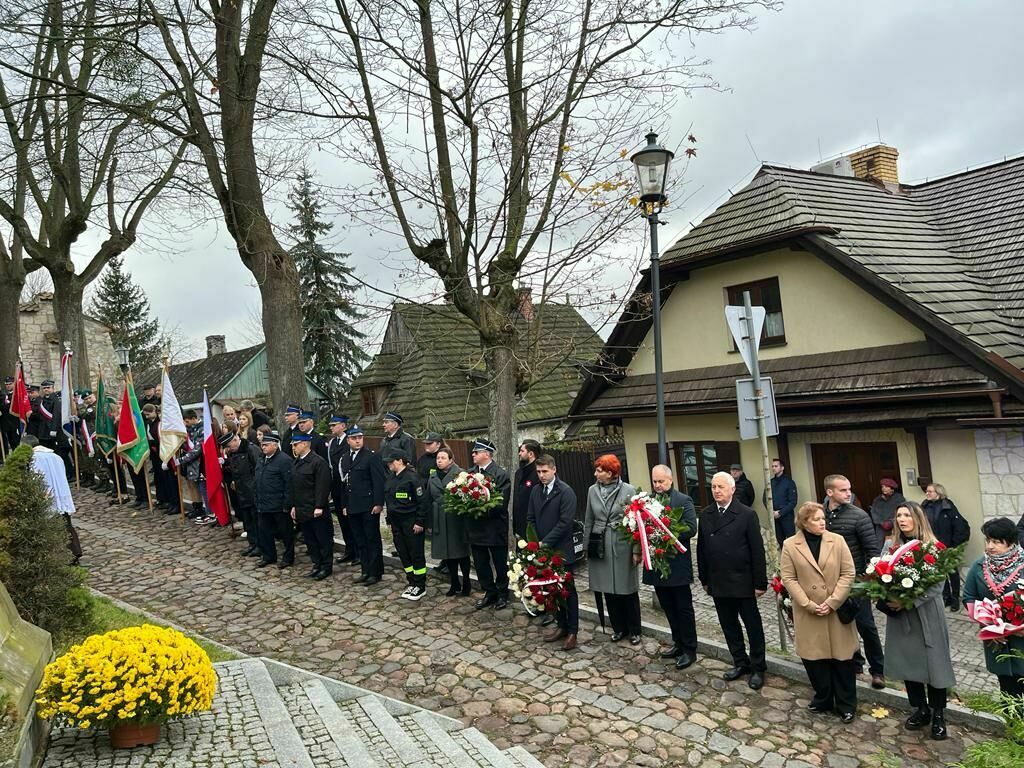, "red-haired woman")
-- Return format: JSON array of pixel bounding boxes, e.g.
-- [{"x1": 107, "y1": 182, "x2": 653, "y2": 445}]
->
[{"x1": 584, "y1": 454, "x2": 642, "y2": 643}]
